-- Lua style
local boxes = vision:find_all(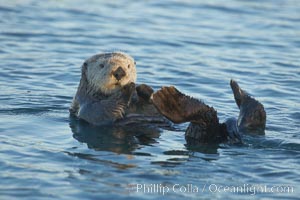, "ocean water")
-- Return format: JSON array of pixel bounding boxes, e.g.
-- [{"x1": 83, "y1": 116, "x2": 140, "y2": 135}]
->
[{"x1": 0, "y1": 0, "x2": 299, "y2": 199}]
